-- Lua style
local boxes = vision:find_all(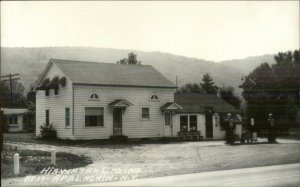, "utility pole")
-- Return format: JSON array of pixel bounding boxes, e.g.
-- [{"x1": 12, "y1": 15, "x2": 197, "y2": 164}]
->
[
  {"x1": 1, "y1": 73, "x2": 20, "y2": 106},
  {"x1": 175, "y1": 75, "x2": 178, "y2": 91}
]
